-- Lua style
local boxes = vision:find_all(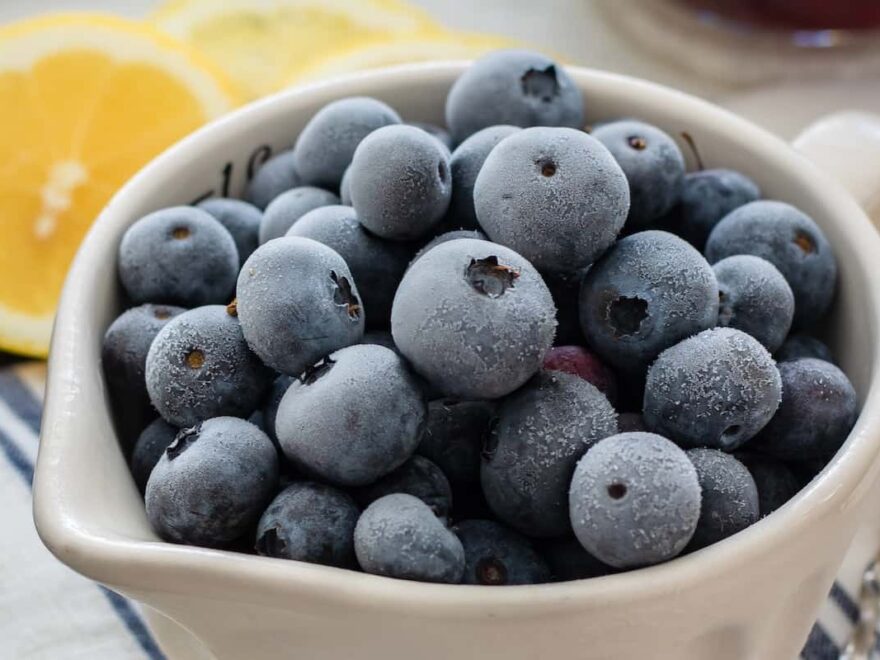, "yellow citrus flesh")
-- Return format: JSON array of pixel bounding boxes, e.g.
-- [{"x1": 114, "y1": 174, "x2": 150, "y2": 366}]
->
[
  {"x1": 152, "y1": 0, "x2": 443, "y2": 99},
  {"x1": 0, "y1": 14, "x2": 238, "y2": 357}
]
